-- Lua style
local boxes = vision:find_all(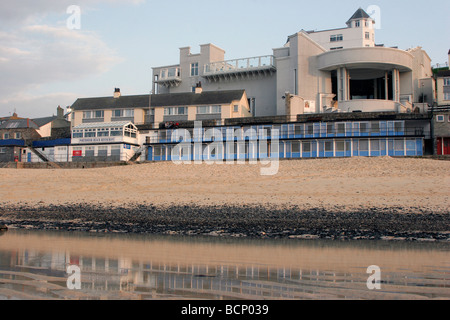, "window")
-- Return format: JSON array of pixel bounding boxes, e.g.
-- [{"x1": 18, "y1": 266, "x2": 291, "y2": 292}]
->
[
  {"x1": 84, "y1": 129, "x2": 96, "y2": 138},
  {"x1": 330, "y1": 34, "x2": 343, "y2": 42},
  {"x1": 83, "y1": 110, "x2": 104, "y2": 119},
  {"x1": 325, "y1": 141, "x2": 333, "y2": 152},
  {"x1": 292, "y1": 141, "x2": 300, "y2": 153},
  {"x1": 394, "y1": 140, "x2": 404, "y2": 152},
  {"x1": 355, "y1": 20, "x2": 360, "y2": 27},
  {"x1": 365, "y1": 32, "x2": 370, "y2": 39},
  {"x1": 98, "y1": 146, "x2": 108, "y2": 157},
  {"x1": 330, "y1": 47, "x2": 343, "y2": 51},
  {"x1": 443, "y1": 78, "x2": 450, "y2": 86},
  {"x1": 436, "y1": 115, "x2": 445, "y2": 122},
  {"x1": 336, "y1": 123, "x2": 346, "y2": 134},
  {"x1": 110, "y1": 146, "x2": 121, "y2": 156},
  {"x1": 444, "y1": 93, "x2": 450, "y2": 101},
  {"x1": 371, "y1": 122, "x2": 380, "y2": 134},
  {"x1": 327, "y1": 124, "x2": 334, "y2": 134},
  {"x1": 359, "y1": 140, "x2": 369, "y2": 152},
  {"x1": 197, "y1": 106, "x2": 221, "y2": 114},
  {"x1": 302, "y1": 142, "x2": 311, "y2": 153},
  {"x1": 85, "y1": 146, "x2": 95, "y2": 157},
  {"x1": 190, "y1": 62, "x2": 199, "y2": 76},
  {"x1": 73, "y1": 130, "x2": 83, "y2": 138},
  {"x1": 97, "y1": 128, "x2": 110, "y2": 137},
  {"x1": 3, "y1": 133, "x2": 10, "y2": 139},
  {"x1": 360, "y1": 122, "x2": 369, "y2": 133},
  {"x1": 165, "y1": 107, "x2": 187, "y2": 116},
  {"x1": 0, "y1": 147, "x2": 5, "y2": 153},
  {"x1": 371, "y1": 140, "x2": 380, "y2": 152},
  {"x1": 113, "y1": 109, "x2": 134, "y2": 118},
  {"x1": 233, "y1": 105, "x2": 239, "y2": 113},
  {"x1": 335, "y1": 141, "x2": 345, "y2": 152},
  {"x1": 110, "y1": 128, "x2": 122, "y2": 136},
  {"x1": 15, "y1": 132, "x2": 21, "y2": 139}
]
